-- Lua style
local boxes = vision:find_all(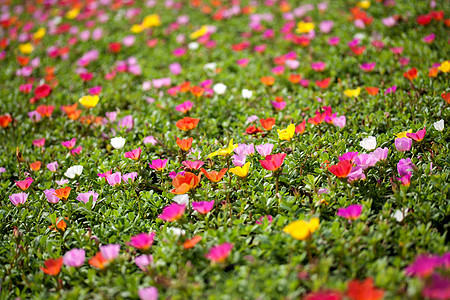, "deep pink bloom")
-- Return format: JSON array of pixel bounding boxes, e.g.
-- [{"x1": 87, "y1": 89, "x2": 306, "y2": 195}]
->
[
  {"x1": 338, "y1": 152, "x2": 358, "y2": 163},
  {"x1": 44, "y1": 189, "x2": 60, "y2": 204},
  {"x1": 71, "y1": 146, "x2": 82, "y2": 156},
  {"x1": 395, "y1": 138, "x2": 412, "y2": 152},
  {"x1": 271, "y1": 101, "x2": 286, "y2": 111},
  {"x1": 33, "y1": 138, "x2": 45, "y2": 147},
  {"x1": 158, "y1": 203, "x2": 186, "y2": 222},
  {"x1": 205, "y1": 242, "x2": 233, "y2": 262},
  {"x1": 260, "y1": 153, "x2": 287, "y2": 171},
  {"x1": 311, "y1": 61, "x2": 326, "y2": 72},
  {"x1": 76, "y1": 191, "x2": 99, "y2": 204},
  {"x1": 63, "y1": 248, "x2": 85, "y2": 267},
  {"x1": 127, "y1": 232, "x2": 155, "y2": 250},
  {"x1": 405, "y1": 254, "x2": 441, "y2": 278},
  {"x1": 256, "y1": 215, "x2": 273, "y2": 225},
  {"x1": 360, "y1": 62, "x2": 376, "y2": 72},
  {"x1": 422, "y1": 274, "x2": 450, "y2": 300},
  {"x1": 398, "y1": 173, "x2": 412, "y2": 186},
  {"x1": 98, "y1": 170, "x2": 112, "y2": 180},
  {"x1": 149, "y1": 159, "x2": 168, "y2": 171},
  {"x1": 89, "y1": 86, "x2": 102, "y2": 95},
  {"x1": 182, "y1": 160, "x2": 204, "y2": 170},
  {"x1": 175, "y1": 101, "x2": 193, "y2": 113},
  {"x1": 100, "y1": 244, "x2": 120, "y2": 261},
  {"x1": 9, "y1": 192, "x2": 28, "y2": 206},
  {"x1": 337, "y1": 204, "x2": 362, "y2": 220},
  {"x1": 61, "y1": 138, "x2": 76, "y2": 149},
  {"x1": 124, "y1": 147, "x2": 142, "y2": 160},
  {"x1": 107, "y1": 172, "x2": 122, "y2": 186},
  {"x1": 169, "y1": 171, "x2": 186, "y2": 179},
  {"x1": 15, "y1": 177, "x2": 33, "y2": 190},
  {"x1": 406, "y1": 127, "x2": 426, "y2": 142},
  {"x1": 192, "y1": 200, "x2": 214, "y2": 214},
  {"x1": 304, "y1": 290, "x2": 342, "y2": 300},
  {"x1": 397, "y1": 158, "x2": 416, "y2": 177}
]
